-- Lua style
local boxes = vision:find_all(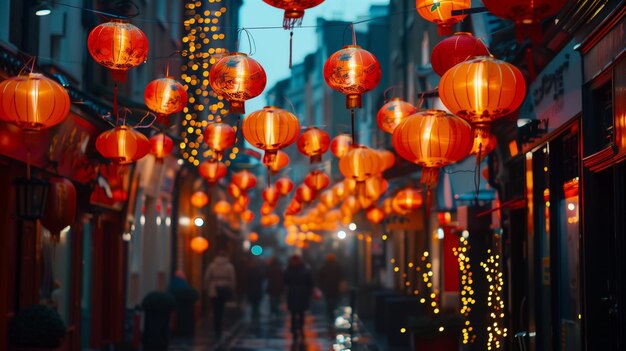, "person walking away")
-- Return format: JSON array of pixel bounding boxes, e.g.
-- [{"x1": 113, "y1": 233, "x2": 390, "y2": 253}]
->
[
  {"x1": 317, "y1": 253, "x2": 345, "y2": 323},
  {"x1": 284, "y1": 255, "x2": 313, "y2": 340},
  {"x1": 204, "y1": 251, "x2": 236, "y2": 342},
  {"x1": 244, "y1": 257, "x2": 265, "y2": 322},
  {"x1": 266, "y1": 257, "x2": 284, "y2": 319}
]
